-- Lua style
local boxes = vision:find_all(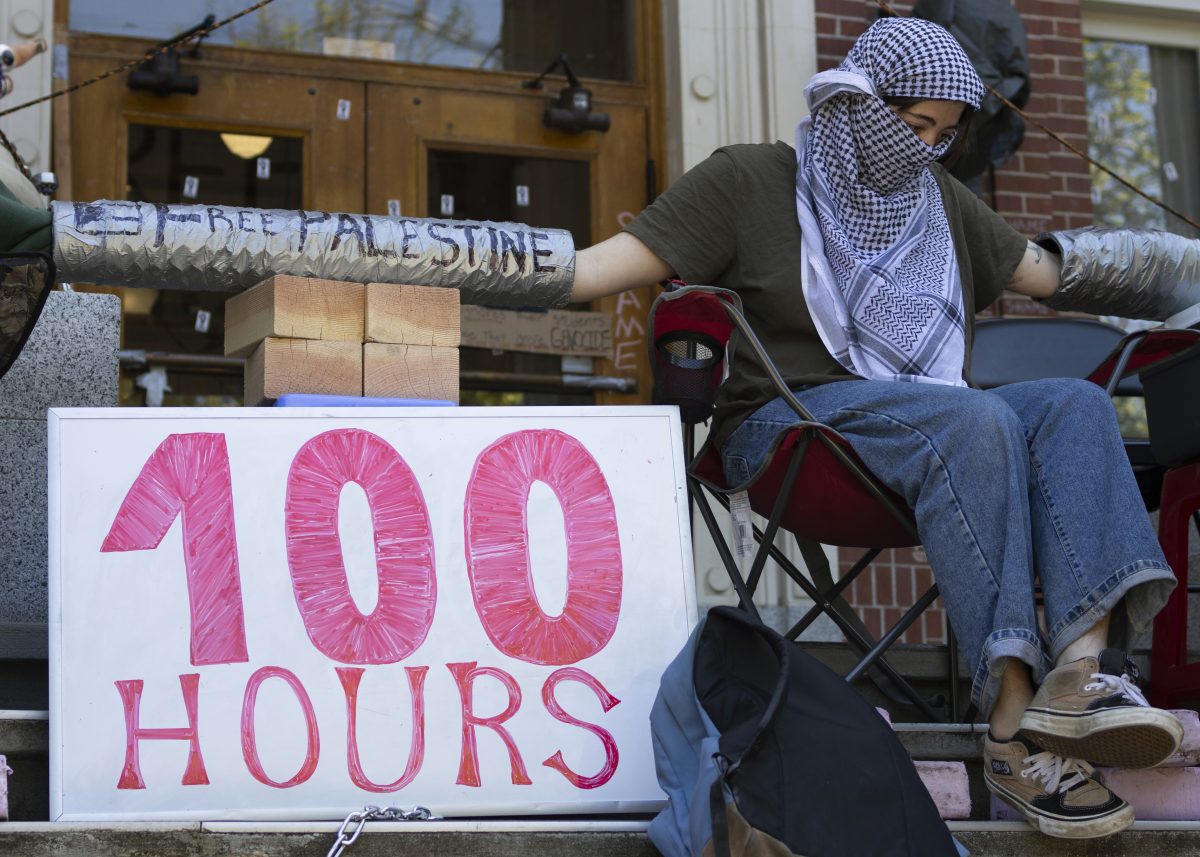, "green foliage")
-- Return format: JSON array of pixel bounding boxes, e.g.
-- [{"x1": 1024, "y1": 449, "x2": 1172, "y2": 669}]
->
[{"x1": 1084, "y1": 39, "x2": 1166, "y2": 230}]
